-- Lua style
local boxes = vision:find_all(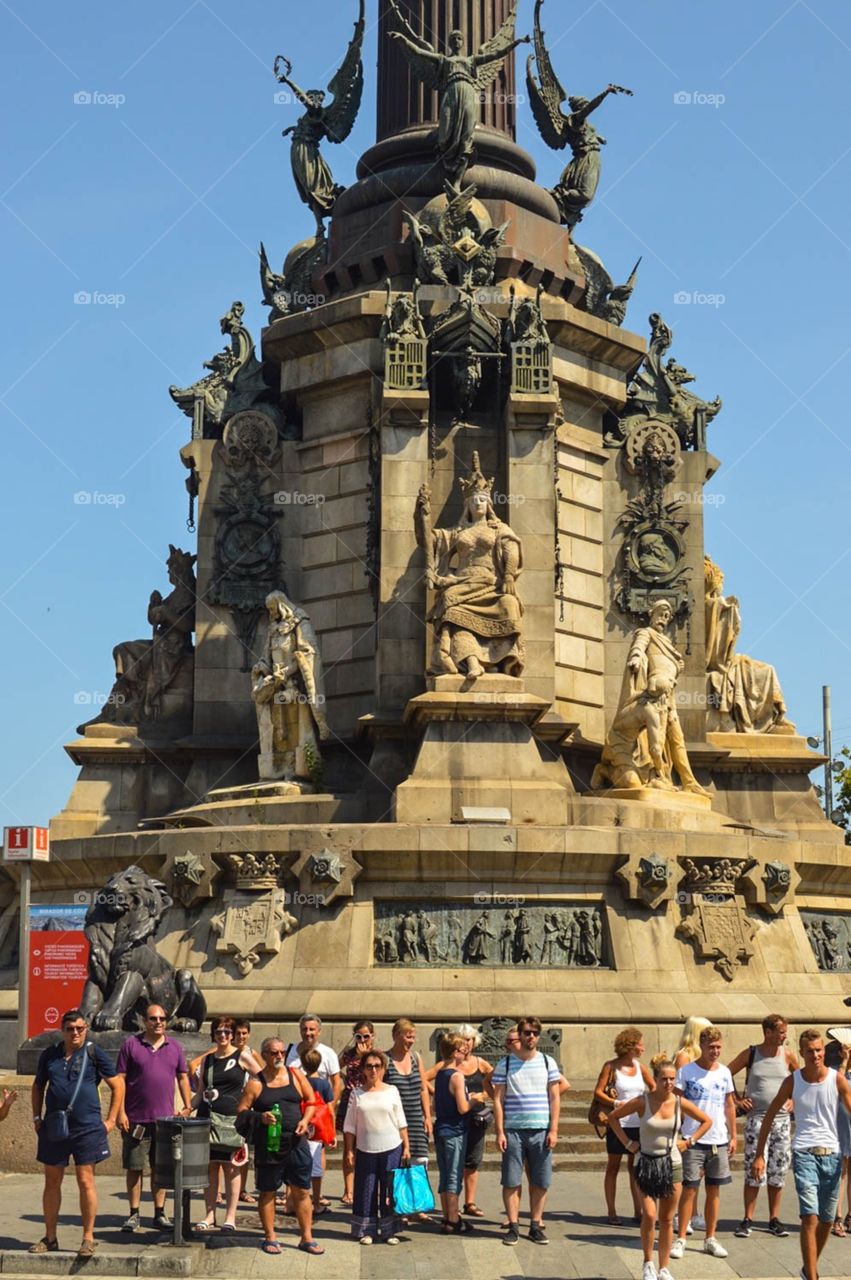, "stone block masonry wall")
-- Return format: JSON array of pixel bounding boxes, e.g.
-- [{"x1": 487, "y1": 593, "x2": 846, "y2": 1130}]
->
[
  {"x1": 294, "y1": 384, "x2": 376, "y2": 740},
  {"x1": 555, "y1": 419, "x2": 608, "y2": 744}
]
